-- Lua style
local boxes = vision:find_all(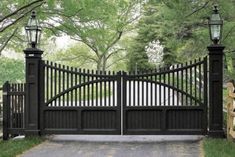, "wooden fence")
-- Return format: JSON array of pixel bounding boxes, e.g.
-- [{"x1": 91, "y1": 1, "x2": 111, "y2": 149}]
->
[{"x1": 2, "y1": 83, "x2": 25, "y2": 139}]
